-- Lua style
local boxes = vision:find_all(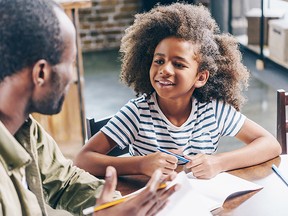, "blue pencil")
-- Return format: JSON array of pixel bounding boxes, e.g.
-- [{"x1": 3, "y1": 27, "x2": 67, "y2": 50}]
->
[
  {"x1": 272, "y1": 164, "x2": 288, "y2": 187},
  {"x1": 157, "y1": 147, "x2": 190, "y2": 164}
]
